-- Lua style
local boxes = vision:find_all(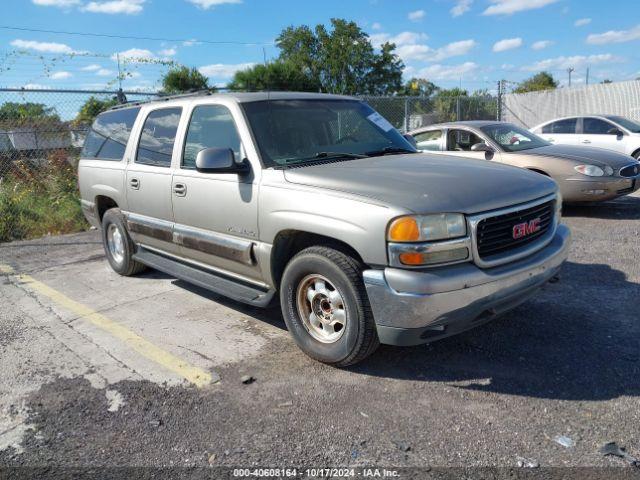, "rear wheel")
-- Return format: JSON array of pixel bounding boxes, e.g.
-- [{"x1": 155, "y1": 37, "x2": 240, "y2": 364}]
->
[
  {"x1": 101, "y1": 208, "x2": 146, "y2": 276},
  {"x1": 280, "y1": 246, "x2": 379, "y2": 367}
]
